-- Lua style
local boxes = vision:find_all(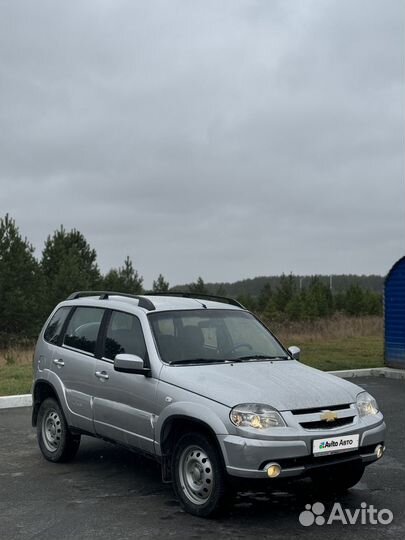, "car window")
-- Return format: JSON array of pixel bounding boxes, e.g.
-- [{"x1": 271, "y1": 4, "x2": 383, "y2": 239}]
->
[
  {"x1": 104, "y1": 311, "x2": 147, "y2": 361},
  {"x1": 63, "y1": 307, "x2": 104, "y2": 355},
  {"x1": 149, "y1": 309, "x2": 287, "y2": 364},
  {"x1": 44, "y1": 307, "x2": 71, "y2": 344}
]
